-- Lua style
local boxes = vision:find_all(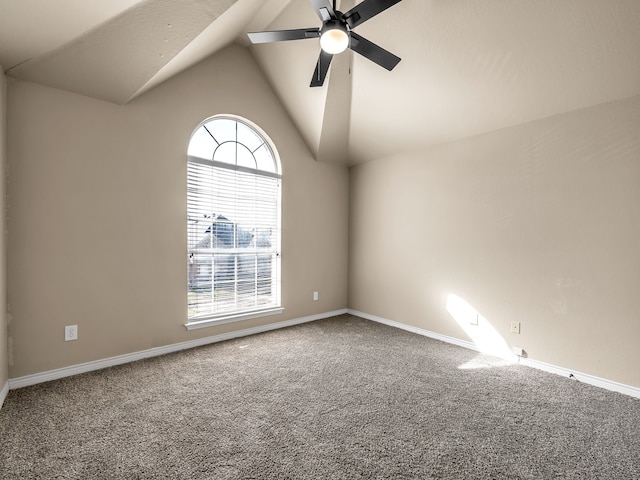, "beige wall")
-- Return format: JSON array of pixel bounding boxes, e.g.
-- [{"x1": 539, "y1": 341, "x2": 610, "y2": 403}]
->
[
  {"x1": 6, "y1": 45, "x2": 349, "y2": 378},
  {"x1": 0, "y1": 66, "x2": 7, "y2": 391},
  {"x1": 6, "y1": 39, "x2": 639, "y2": 392},
  {"x1": 349, "y1": 95, "x2": 640, "y2": 388}
]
